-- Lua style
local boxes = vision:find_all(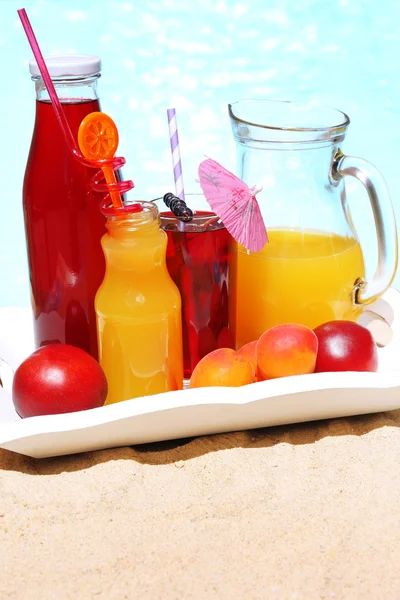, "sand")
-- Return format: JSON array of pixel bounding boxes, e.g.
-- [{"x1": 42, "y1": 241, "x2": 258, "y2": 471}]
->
[{"x1": 1, "y1": 411, "x2": 400, "y2": 599}]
